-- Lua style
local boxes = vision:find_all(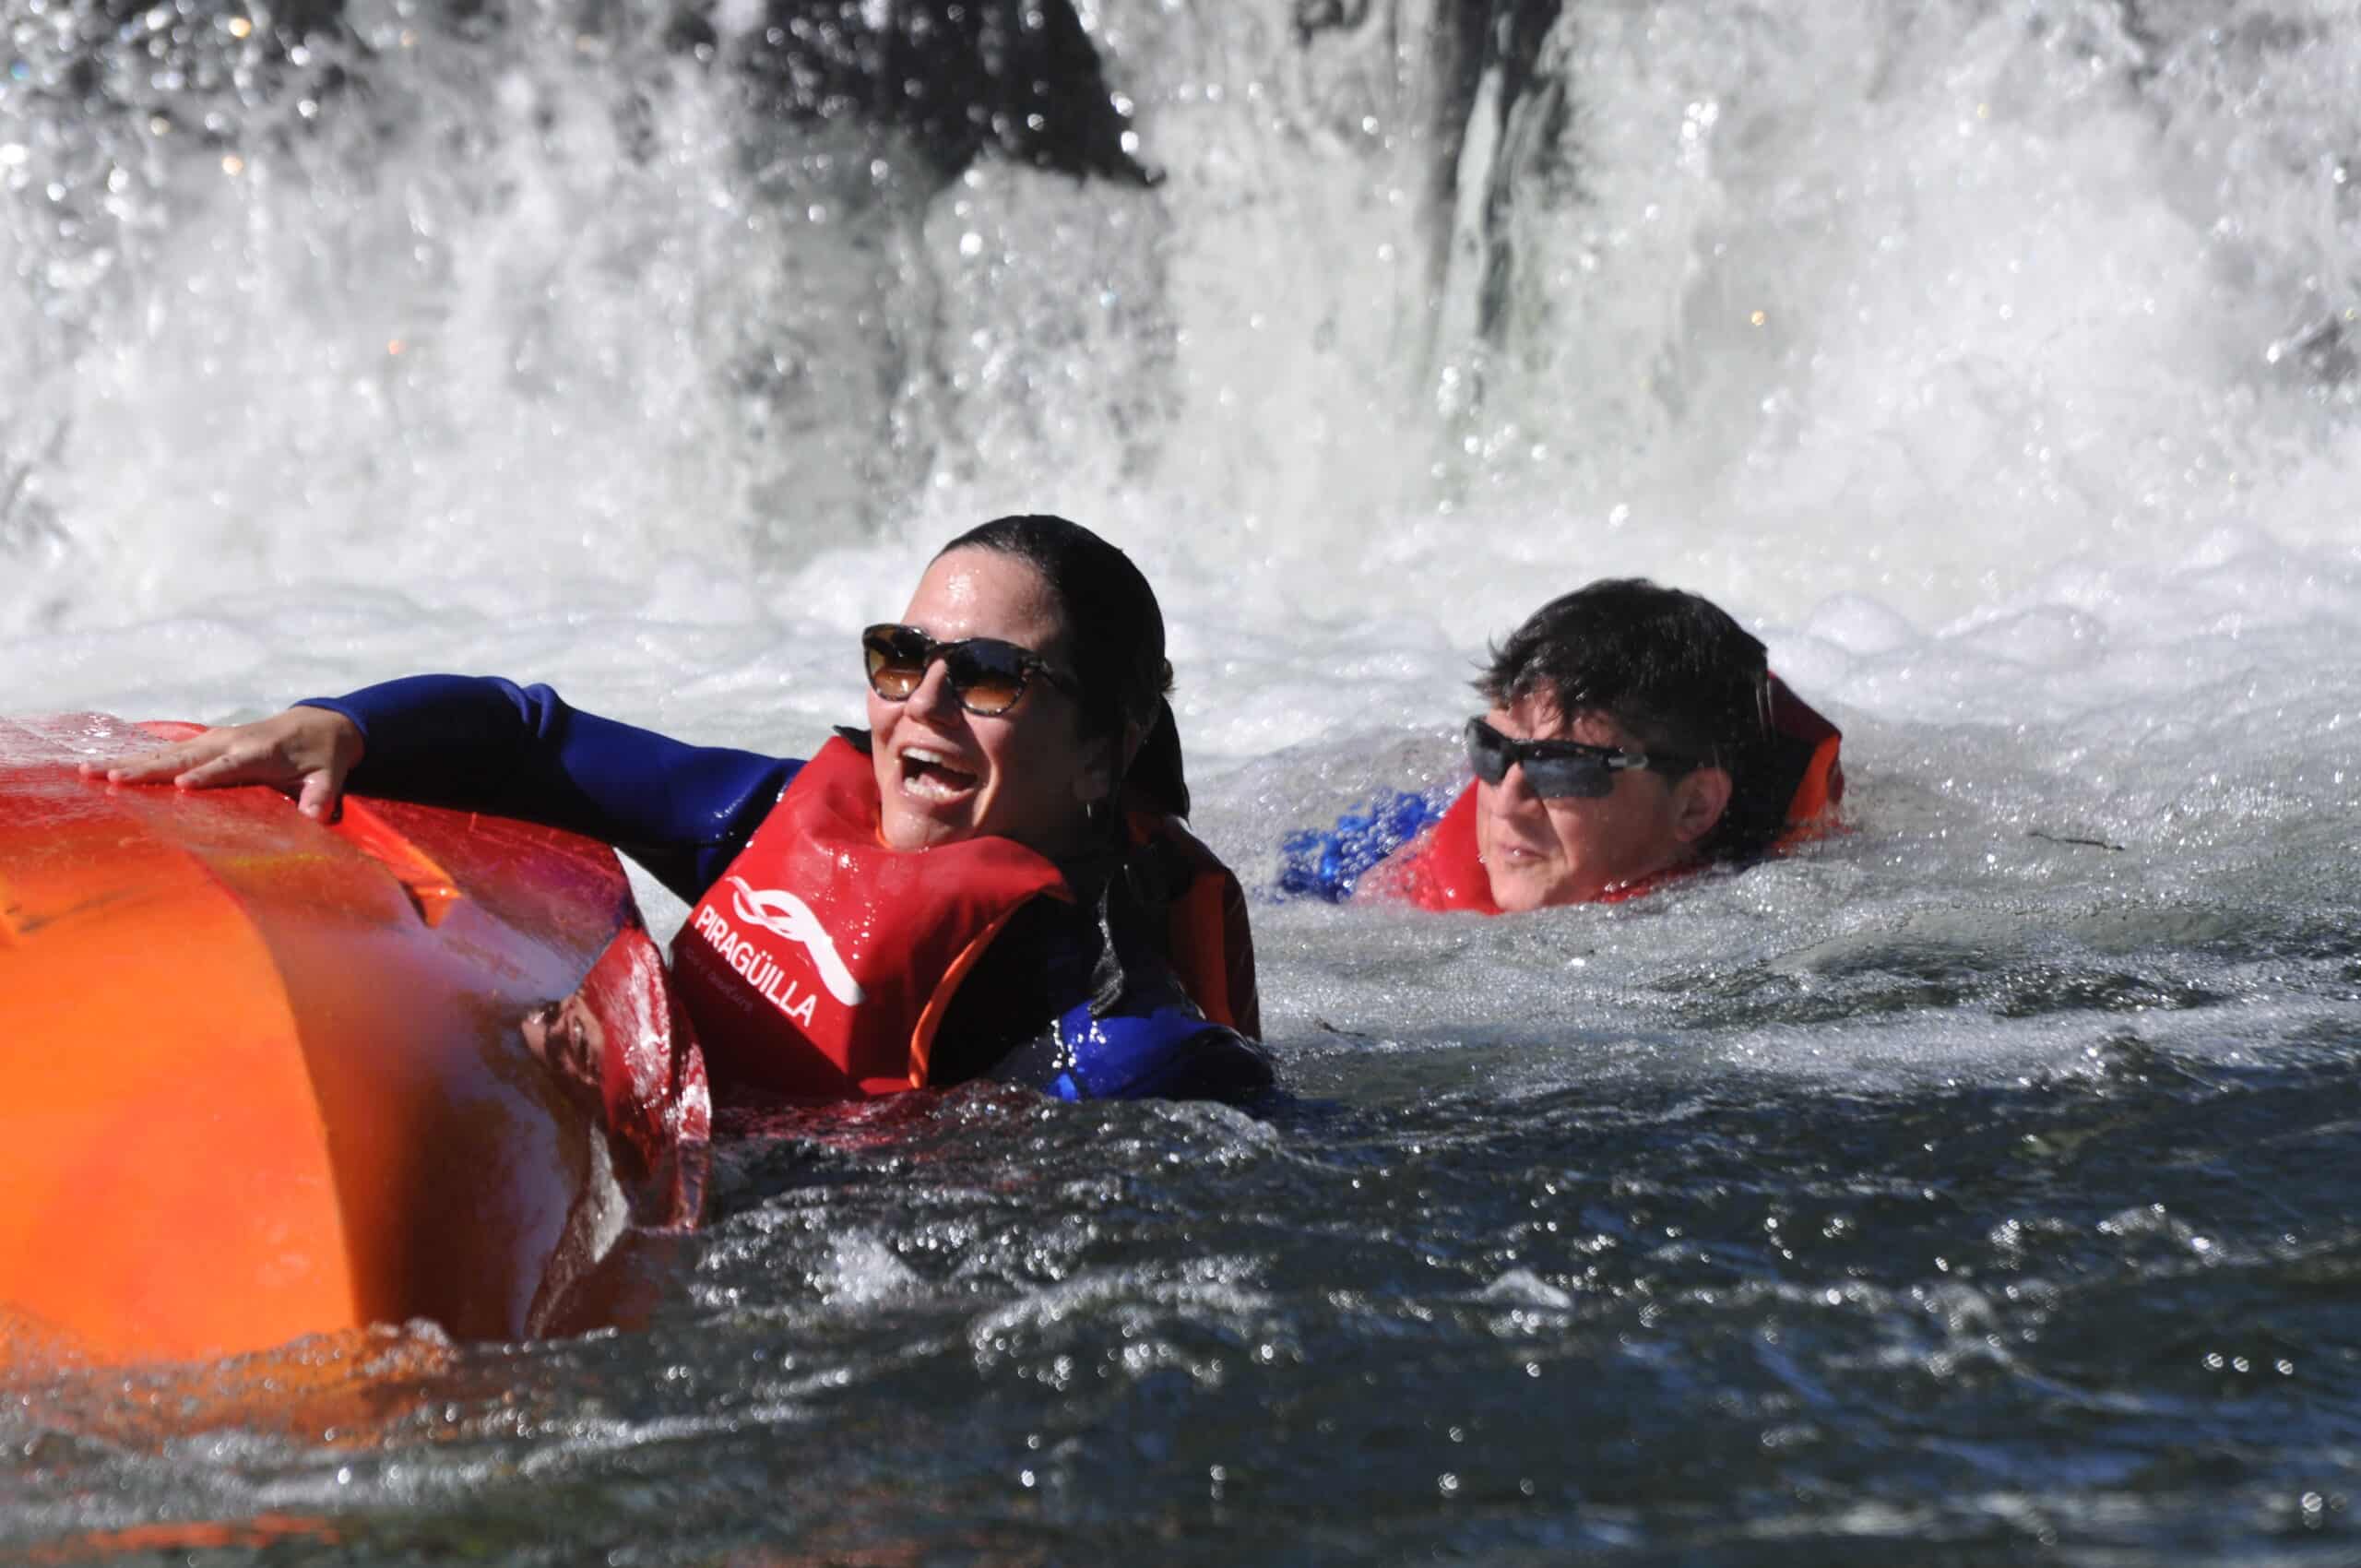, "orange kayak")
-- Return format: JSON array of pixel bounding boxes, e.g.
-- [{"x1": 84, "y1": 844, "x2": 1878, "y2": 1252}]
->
[{"x1": 0, "y1": 714, "x2": 707, "y2": 1369}]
